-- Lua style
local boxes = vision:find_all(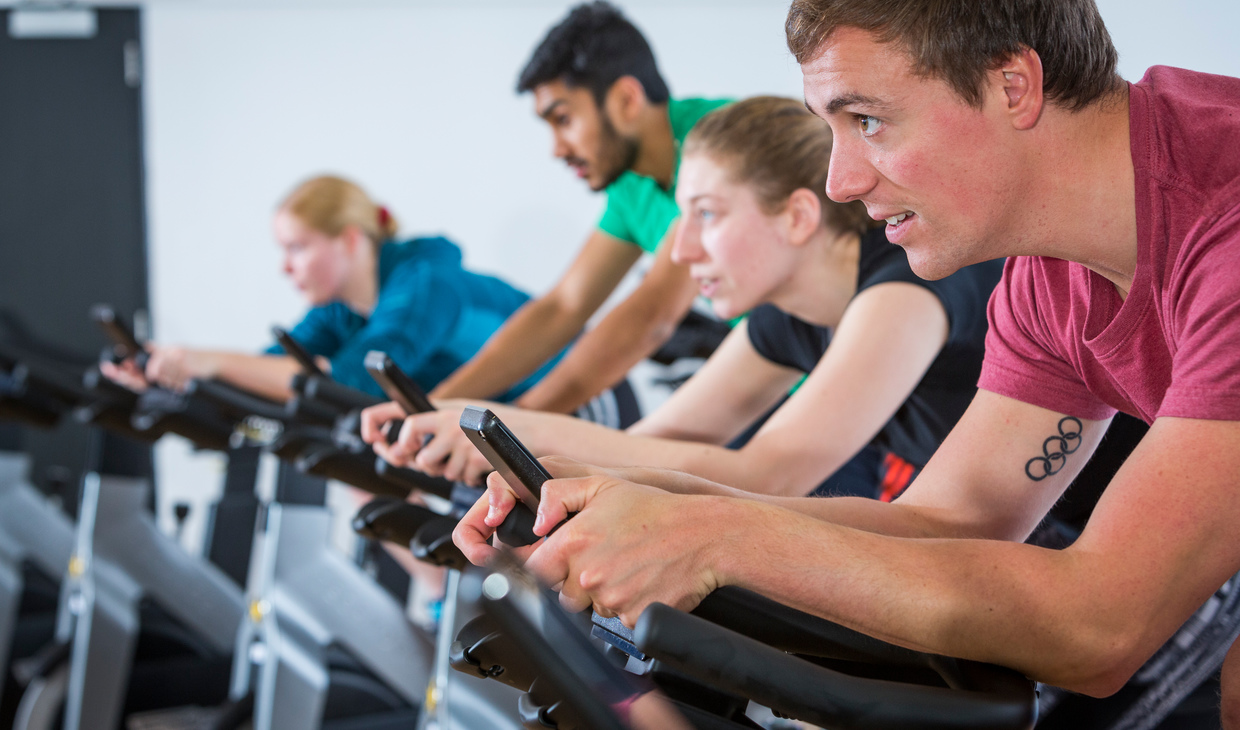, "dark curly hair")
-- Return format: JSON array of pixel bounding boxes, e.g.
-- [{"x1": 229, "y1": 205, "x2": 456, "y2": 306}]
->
[{"x1": 517, "y1": 2, "x2": 670, "y2": 106}]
